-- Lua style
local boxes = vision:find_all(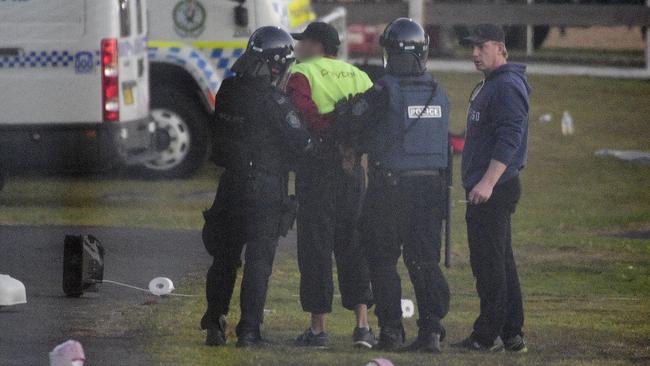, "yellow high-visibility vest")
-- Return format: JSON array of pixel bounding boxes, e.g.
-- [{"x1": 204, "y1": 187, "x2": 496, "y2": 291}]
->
[{"x1": 291, "y1": 57, "x2": 373, "y2": 114}]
